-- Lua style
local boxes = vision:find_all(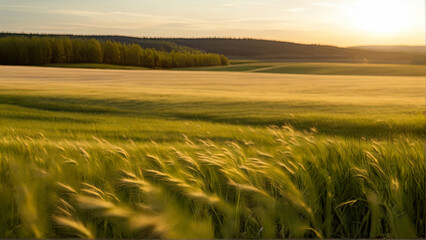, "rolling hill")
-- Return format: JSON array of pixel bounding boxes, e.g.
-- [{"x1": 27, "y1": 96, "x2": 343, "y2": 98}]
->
[
  {"x1": 1, "y1": 33, "x2": 424, "y2": 64},
  {"x1": 162, "y1": 38, "x2": 425, "y2": 64},
  {"x1": 350, "y1": 45, "x2": 426, "y2": 53},
  {"x1": 0, "y1": 33, "x2": 200, "y2": 53}
]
